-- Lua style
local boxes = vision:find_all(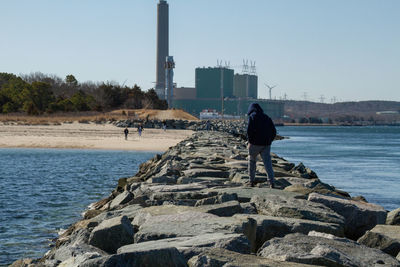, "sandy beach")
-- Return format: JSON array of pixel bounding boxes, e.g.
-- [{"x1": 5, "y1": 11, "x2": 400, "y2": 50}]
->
[{"x1": 0, "y1": 122, "x2": 193, "y2": 151}]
